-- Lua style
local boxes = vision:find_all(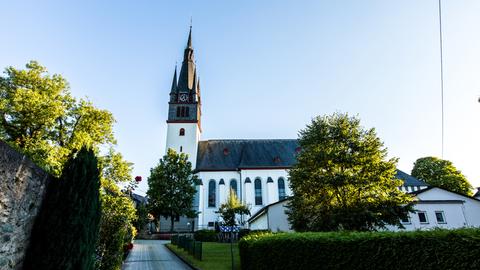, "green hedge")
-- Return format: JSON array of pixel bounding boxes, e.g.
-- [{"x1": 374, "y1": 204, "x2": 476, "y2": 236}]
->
[
  {"x1": 239, "y1": 229, "x2": 480, "y2": 270},
  {"x1": 194, "y1": 229, "x2": 217, "y2": 242}
]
